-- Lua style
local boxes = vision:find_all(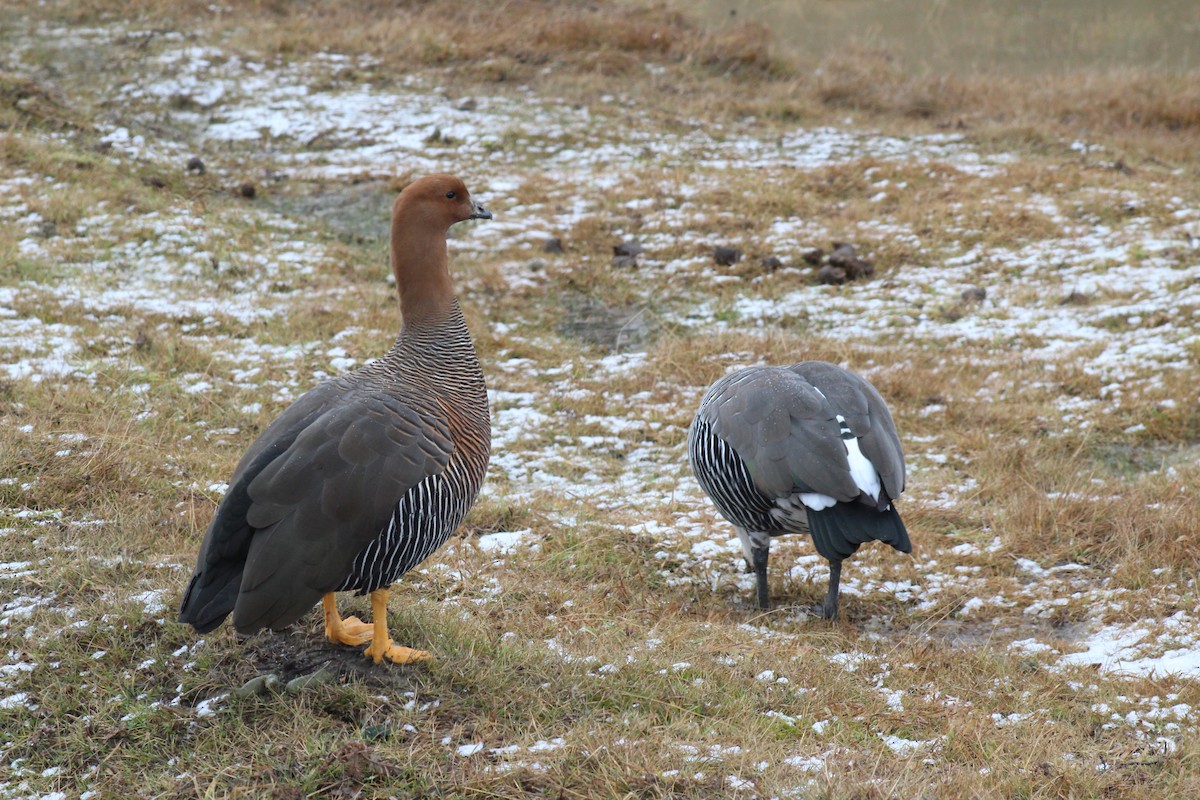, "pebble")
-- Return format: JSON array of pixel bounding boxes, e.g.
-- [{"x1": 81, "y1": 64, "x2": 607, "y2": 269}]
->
[
  {"x1": 713, "y1": 245, "x2": 743, "y2": 266},
  {"x1": 612, "y1": 240, "x2": 643, "y2": 268},
  {"x1": 816, "y1": 264, "x2": 848, "y2": 285}
]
